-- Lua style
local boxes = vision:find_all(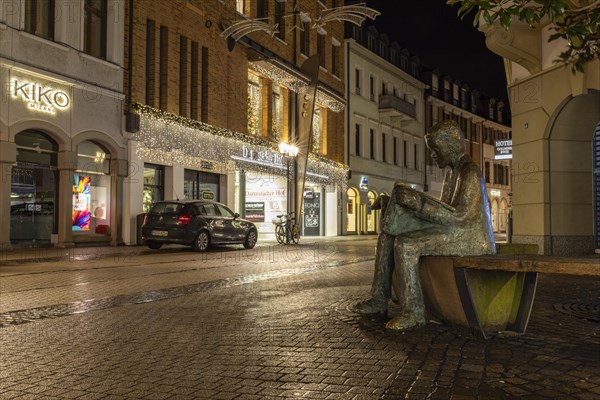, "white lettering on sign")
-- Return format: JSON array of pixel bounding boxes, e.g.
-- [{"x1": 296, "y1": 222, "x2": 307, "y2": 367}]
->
[
  {"x1": 12, "y1": 79, "x2": 70, "y2": 115},
  {"x1": 241, "y1": 145, "x2": 284, "y2": 166},
  {"x1": 490, "y1": 189, "x2": 501, "y2": 197}
]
